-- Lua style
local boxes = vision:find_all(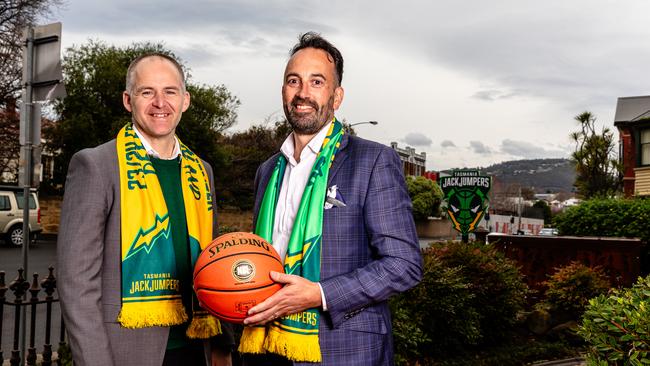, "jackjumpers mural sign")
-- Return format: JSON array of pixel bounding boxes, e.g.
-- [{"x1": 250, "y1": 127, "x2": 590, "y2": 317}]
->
[{"x1": 440, "y1": 170, "x2": 491, "y2": 239}]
